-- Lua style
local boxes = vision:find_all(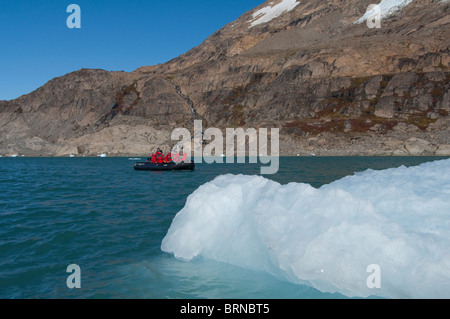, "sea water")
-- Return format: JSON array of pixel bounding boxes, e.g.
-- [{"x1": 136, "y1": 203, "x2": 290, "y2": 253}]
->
[{"x1": 0, "y1": 156, "x2": 448, "y2": 299}]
